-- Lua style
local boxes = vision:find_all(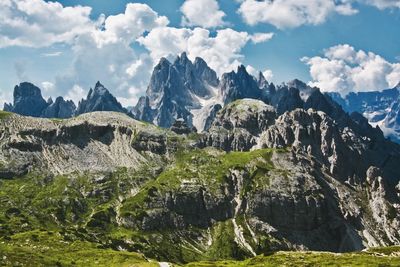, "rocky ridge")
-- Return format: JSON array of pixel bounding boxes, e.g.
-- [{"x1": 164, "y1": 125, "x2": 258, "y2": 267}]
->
[
  {"x1": 1, "y1": 98, "x2": 399, "y2": 263},
  {"x1": 329, "y1": 84, "x2": 400, "y2": 142},
  {"x1": 3, "y1": 81, "x2": 127, "y2": 119}
]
